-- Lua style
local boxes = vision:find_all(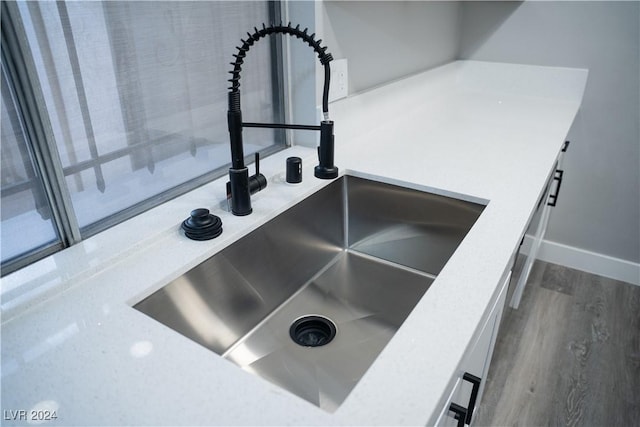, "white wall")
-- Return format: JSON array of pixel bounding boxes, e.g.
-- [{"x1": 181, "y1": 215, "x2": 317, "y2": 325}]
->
[
  {"x1": 319, "y1": 1, "x2": 461, "y2": 95},
  {"x1": 459, "y1": 1, "x2": 640, "y2": 266},
  {"x1": 315, "y1": 0, "x2": 639, "y2": 278}
]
